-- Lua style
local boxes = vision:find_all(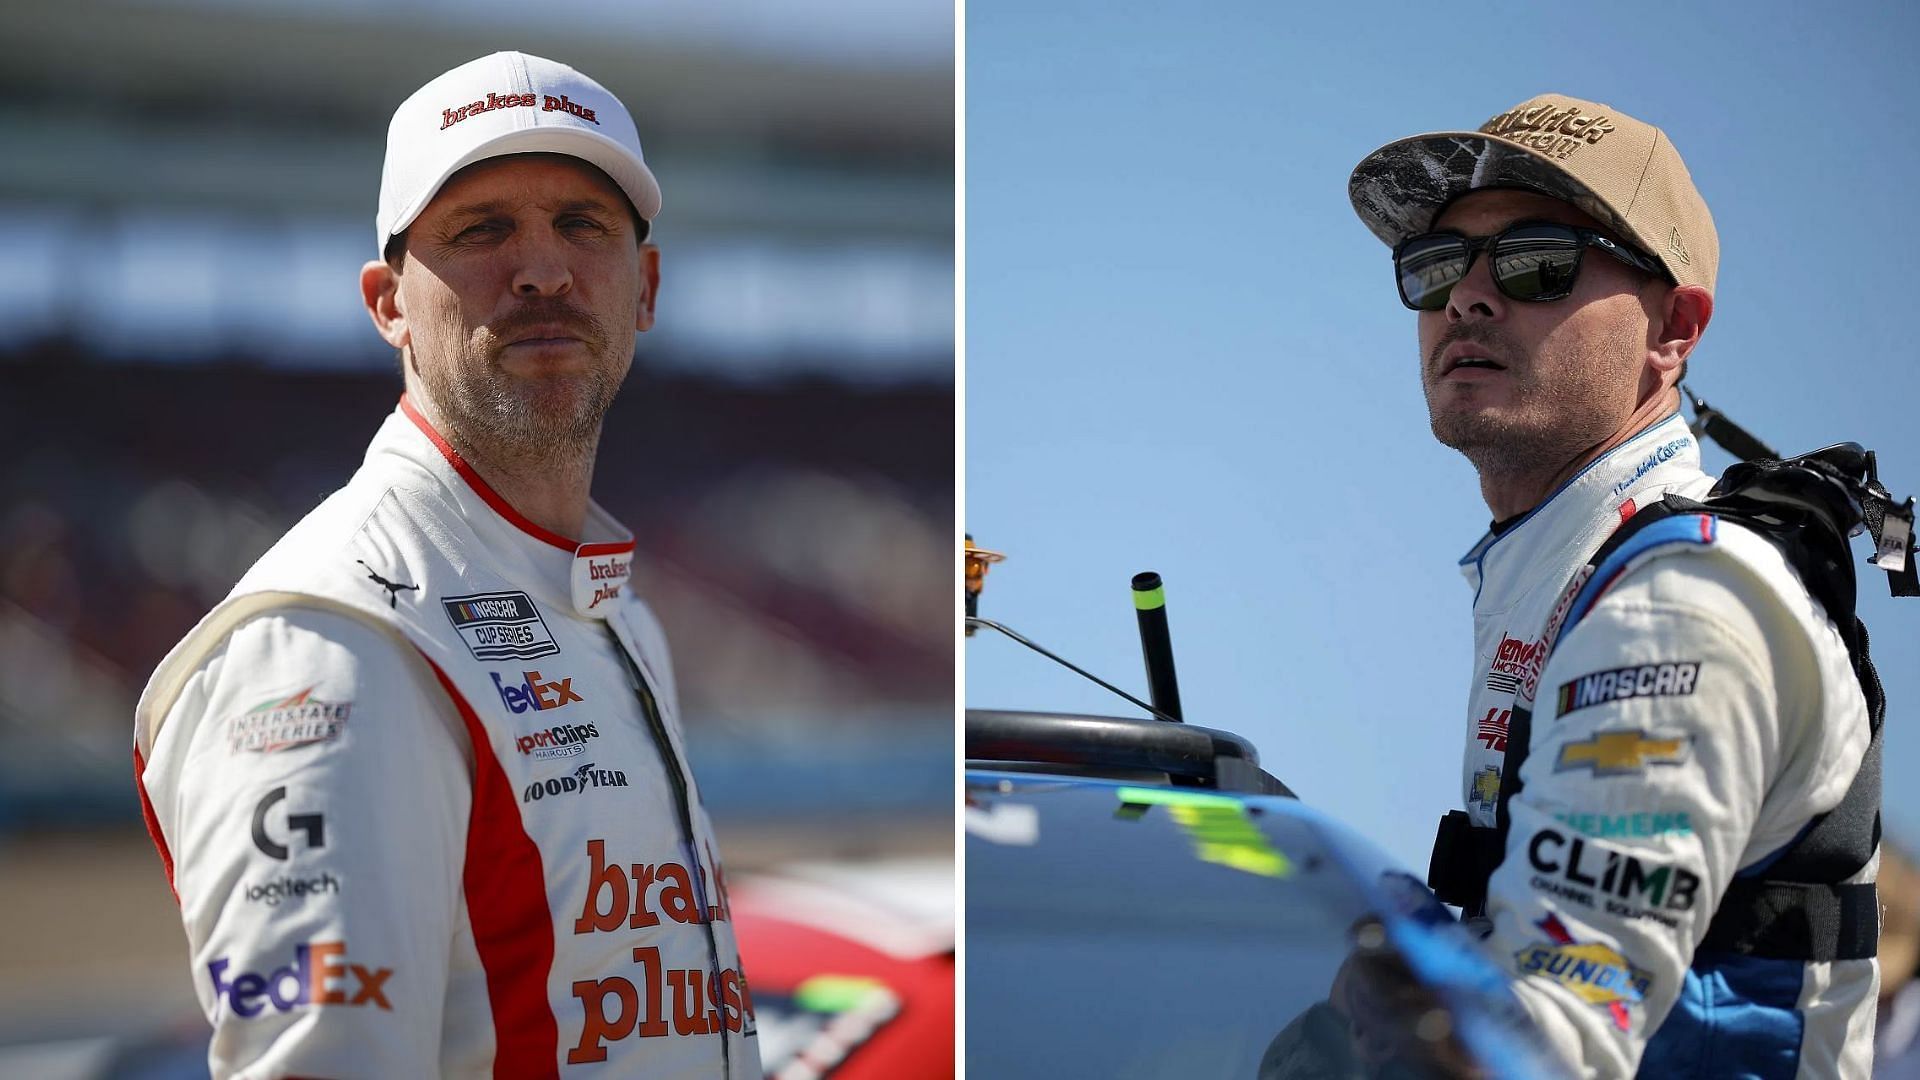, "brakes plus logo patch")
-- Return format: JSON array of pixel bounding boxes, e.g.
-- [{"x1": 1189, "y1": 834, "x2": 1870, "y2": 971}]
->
[
  {"x1": 1513, "y1": 913, "x2": 1651, "y2": 1031},
  {"x1": 567, "y1": 839, "x2": 752, "y2": 1062},
  {"x1": 572, "y1": 544, "x2": 634, "y2": 615},
  {"x1": 227, "y1": 688, "x2": 350, "y2": 754},
  {"x1": 443, "y1": 591, "x2": 559, "y2": 661}
]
